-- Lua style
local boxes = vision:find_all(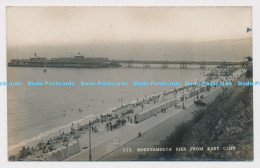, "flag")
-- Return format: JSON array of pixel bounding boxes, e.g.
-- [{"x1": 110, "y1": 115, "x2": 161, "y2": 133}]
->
[{"x1": 244, "y1": 56, "x2": 252, "y2": 61}]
